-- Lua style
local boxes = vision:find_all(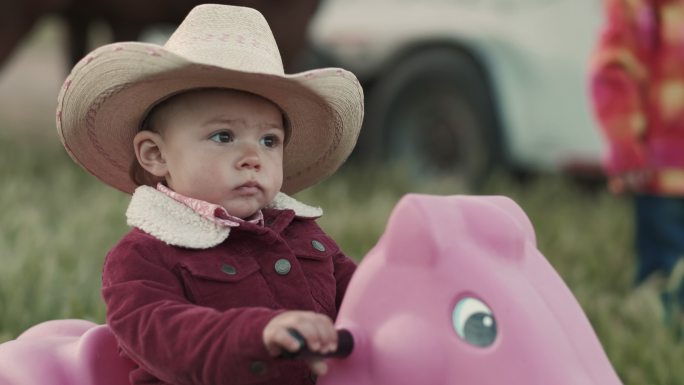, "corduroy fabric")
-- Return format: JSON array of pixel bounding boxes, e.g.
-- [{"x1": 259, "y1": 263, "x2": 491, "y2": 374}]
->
[{"x1": 103, "y1": 190, "x2": 356, "y2": 385}]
